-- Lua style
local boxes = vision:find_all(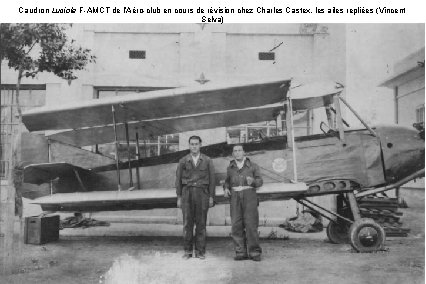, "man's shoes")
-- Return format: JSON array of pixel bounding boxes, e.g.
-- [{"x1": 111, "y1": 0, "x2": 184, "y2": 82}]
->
[
  {"x1": 234, "y1": 255, "x2": 249, "y2": 261},
  {"x1": 182, "y1": 253, "x2": 192, "y2": 260},
  {"x1": 250, "y1": 255, "x2": 261, "y2": 262},
  {"x1": 195, "y1": 252, "x2": 206, "y2": 260}
]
